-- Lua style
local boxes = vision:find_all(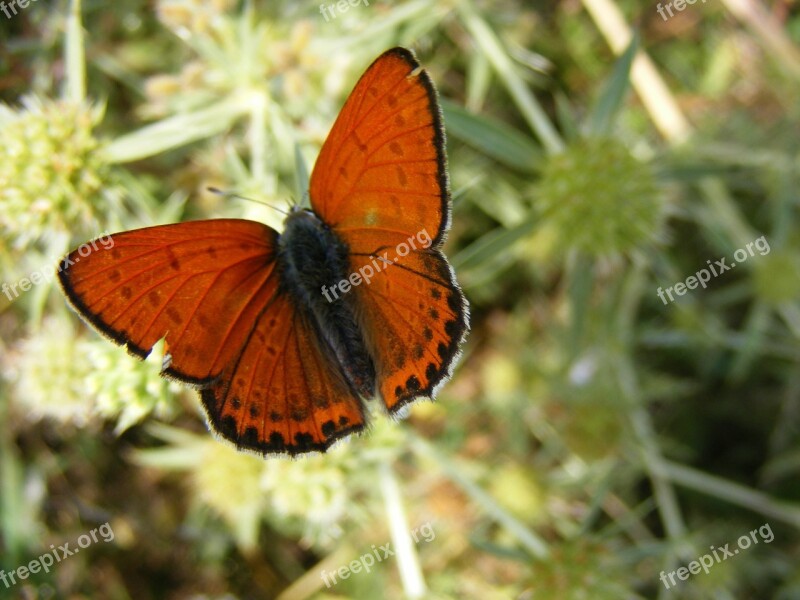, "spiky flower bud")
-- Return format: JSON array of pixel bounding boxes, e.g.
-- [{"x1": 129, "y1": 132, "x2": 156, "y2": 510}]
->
[{"x1": 534, "y1": 138, "x2": 664, "y2": 257}]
